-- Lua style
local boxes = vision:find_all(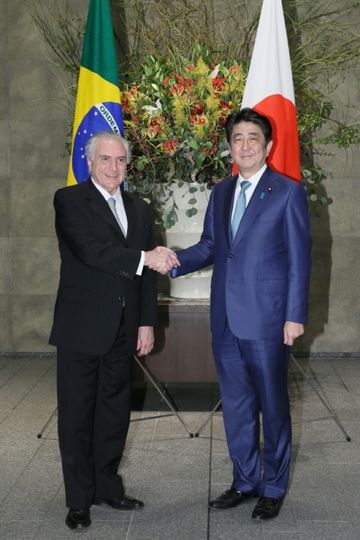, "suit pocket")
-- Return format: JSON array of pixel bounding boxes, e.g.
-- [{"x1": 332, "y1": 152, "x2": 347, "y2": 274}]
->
[{"x1": 258, "y1": 276, "x2": 286, "y2": 291}]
